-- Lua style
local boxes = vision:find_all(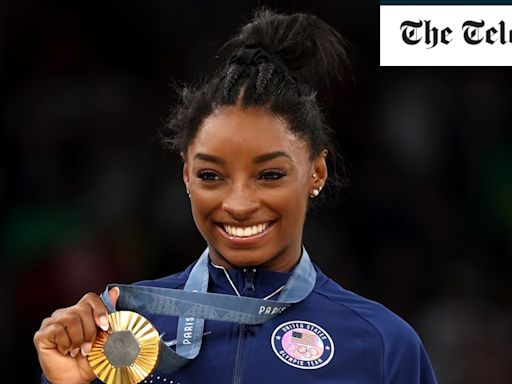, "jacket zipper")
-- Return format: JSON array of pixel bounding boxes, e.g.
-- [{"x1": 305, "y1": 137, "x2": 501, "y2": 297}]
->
[{"x1": 233, "y1": 268, "x2": 256, "y2": 384}]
